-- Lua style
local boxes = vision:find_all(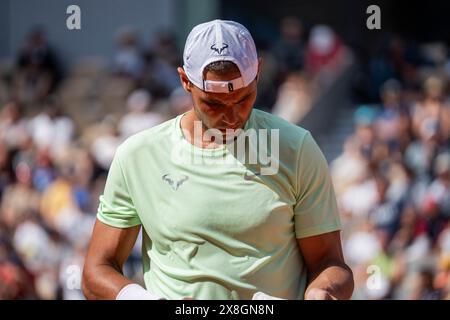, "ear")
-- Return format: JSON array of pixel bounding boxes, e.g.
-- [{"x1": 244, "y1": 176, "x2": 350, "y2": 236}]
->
[
  {"x1": 256, "y1": 57, "x2": 263, "y2": 82},
  {"x1": 177, "y1": 67, "x2": 192, "y2": 93}
]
